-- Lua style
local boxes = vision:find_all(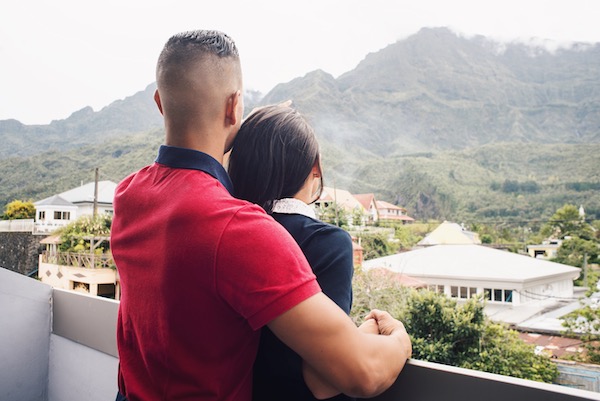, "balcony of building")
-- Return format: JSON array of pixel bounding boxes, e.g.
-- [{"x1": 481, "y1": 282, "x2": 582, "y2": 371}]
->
[{"x1": 2, "y1": 267, "x2": 600, "y2": 401}]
